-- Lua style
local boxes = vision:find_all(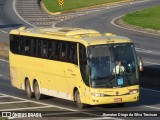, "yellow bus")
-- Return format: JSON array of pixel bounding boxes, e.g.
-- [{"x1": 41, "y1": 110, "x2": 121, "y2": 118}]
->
[{"x1": 9, "y1": 27, "x2": 140, "y2": 108}]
